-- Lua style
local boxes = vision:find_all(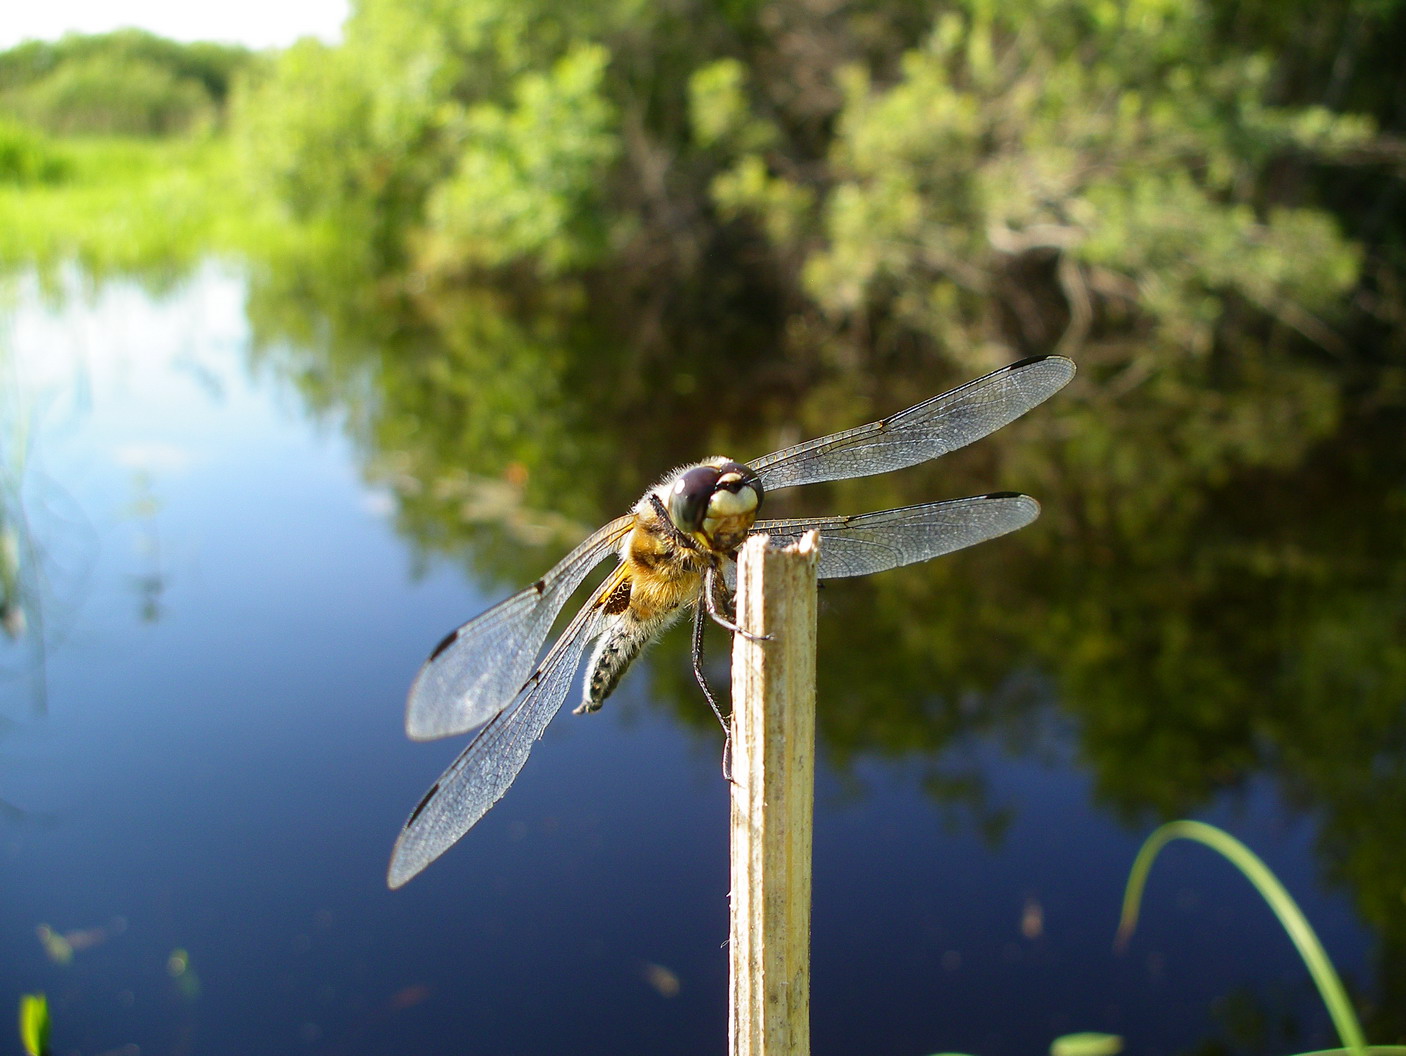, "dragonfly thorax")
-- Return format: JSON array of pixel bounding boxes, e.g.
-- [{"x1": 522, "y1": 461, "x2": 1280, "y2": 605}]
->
[{"x1": 664, "y1": 458, "x2": 763, "y2": 553}]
